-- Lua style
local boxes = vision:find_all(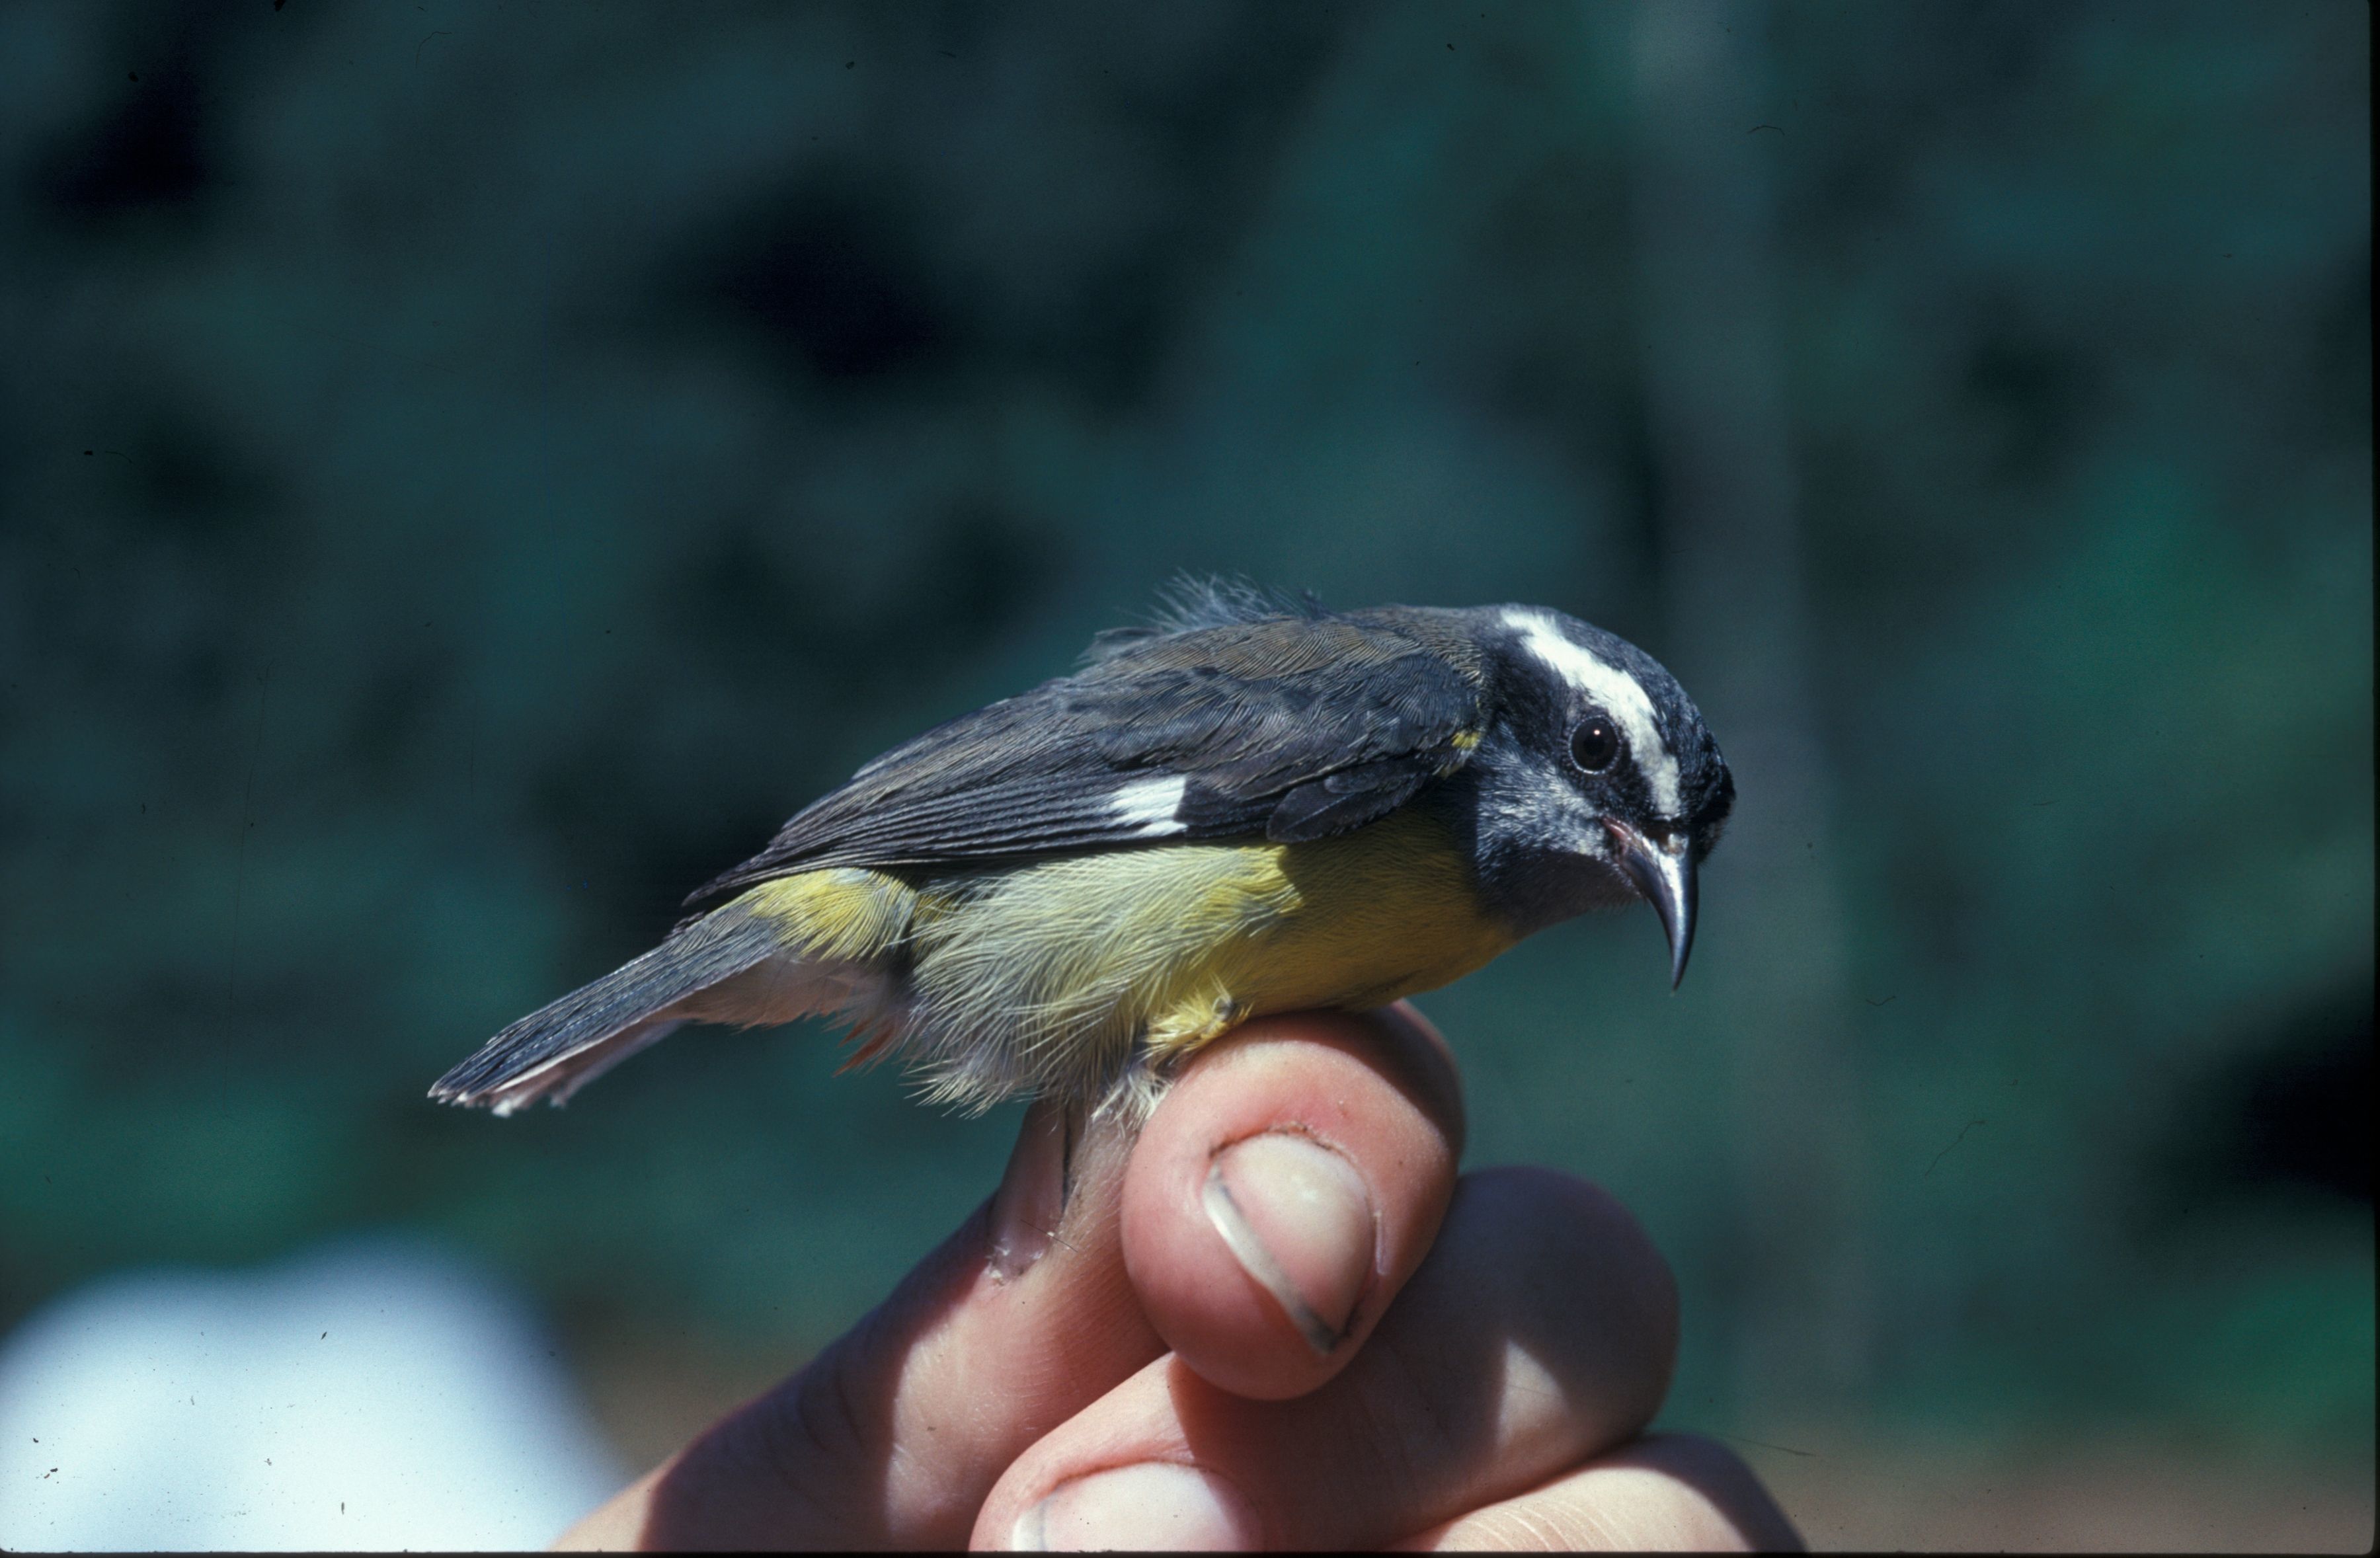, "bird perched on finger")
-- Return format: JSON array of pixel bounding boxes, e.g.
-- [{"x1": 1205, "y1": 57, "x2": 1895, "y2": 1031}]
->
[{"x1": 431, "y1": 583, "x2": 1733, "y2": 1120}]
